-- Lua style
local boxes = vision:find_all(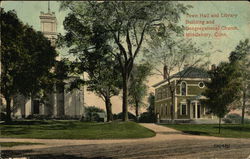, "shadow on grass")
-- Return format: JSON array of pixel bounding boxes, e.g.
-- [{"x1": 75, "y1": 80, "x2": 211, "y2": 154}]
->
[
  {"x1": 2, "y1": 150, "x2": 113, "y2": 159},
  {"x1": 158, "y1": 131, "x2": 184, "y2": 135},
  {"x1": 1, "y1": 120, "x2": 49, "y2": 125},
  {"x1": 2, "y1": 128, "x2": 31, "y2": 135},
  {"x1": 183, "y1": 131, "x2": 210, "y2": 135}
]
